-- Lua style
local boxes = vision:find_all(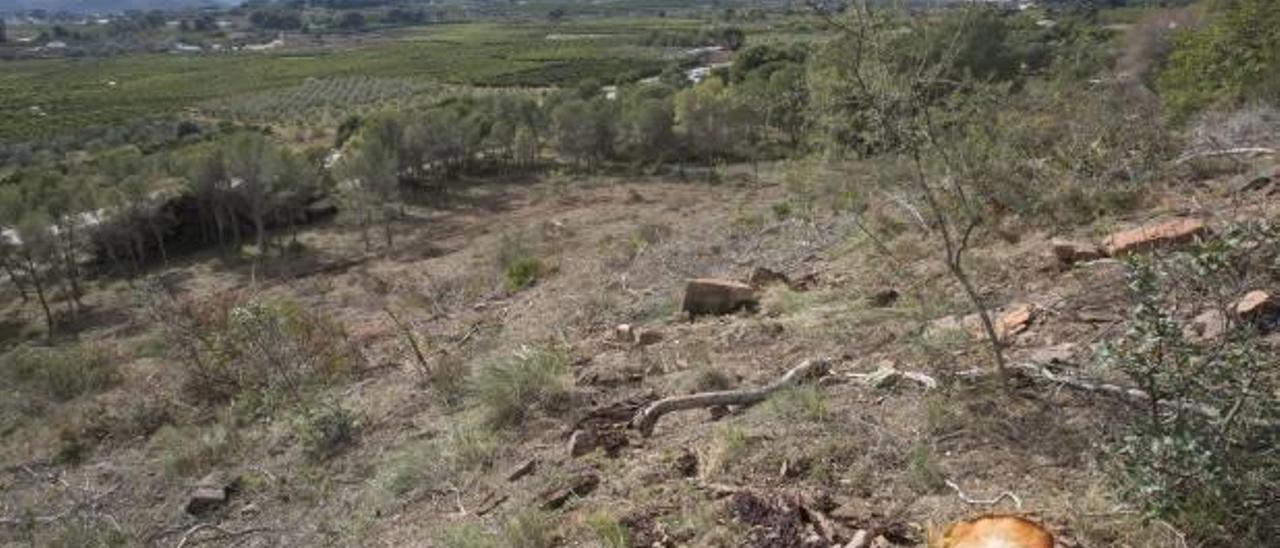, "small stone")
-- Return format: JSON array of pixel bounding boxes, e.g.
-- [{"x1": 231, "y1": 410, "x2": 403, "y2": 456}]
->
[
  {"x1": 1102, "y1": 218, "x2": 1208, "y2": 256},
  {"x1": 185, "y1": 474, "x2": 230, "y2": 516}
]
